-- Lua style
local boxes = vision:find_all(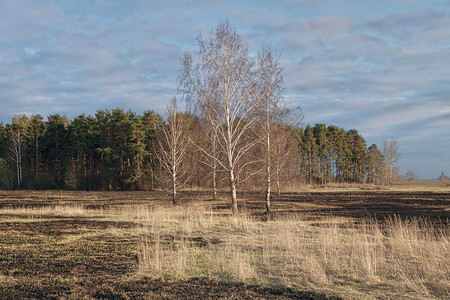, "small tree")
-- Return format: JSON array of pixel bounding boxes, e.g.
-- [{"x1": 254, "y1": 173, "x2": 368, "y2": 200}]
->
[
  {"x1": 258, "y1": 48, "x2": 284, "y2": 217},
  {"x1": 8, "y1": 127, "x2": 25, "y2": 188},
  {"x1": 256, "y1": 48, "x2": 302, "y2": 217},
  {"x1": 405, "y1": 170, "x2": 418, "y2": 181},
  {"x1": 382, "y1": 139, "x2": 401, "y2": 184},
  {"x1": 437, "y1": 172, "x2": 449, "y2": 182},
  {"x1": 156, "y1": 98, "x2": 189, "y2": 205}
]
